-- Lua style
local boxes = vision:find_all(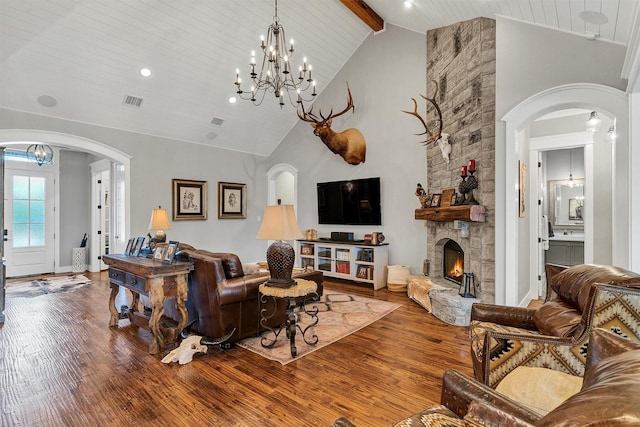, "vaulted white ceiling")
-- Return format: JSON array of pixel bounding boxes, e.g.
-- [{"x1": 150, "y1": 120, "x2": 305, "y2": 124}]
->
[{"x1": 1, "y1": 0, "x2": 637, "y2": 156}]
